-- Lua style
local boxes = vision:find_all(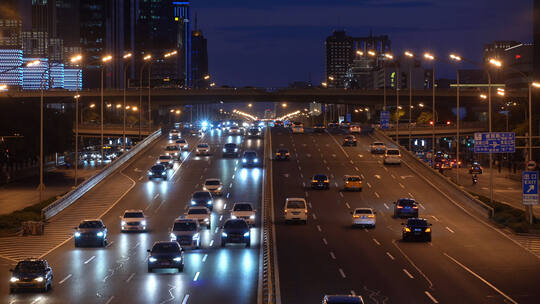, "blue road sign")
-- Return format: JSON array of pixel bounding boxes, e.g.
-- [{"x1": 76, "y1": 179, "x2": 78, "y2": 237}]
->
[
  {"x1": 473, "y1": 132, "x2": 515, "y2": 153},
  {"x1": 523, "y1": 171, "x2": 539, "y2": 205},
  {"x1": 346, "y1": 113, "x2": 351, "y2": 122},
  {"x1": 380, "y1": 111, "x2": 390, "y2": 130}
]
